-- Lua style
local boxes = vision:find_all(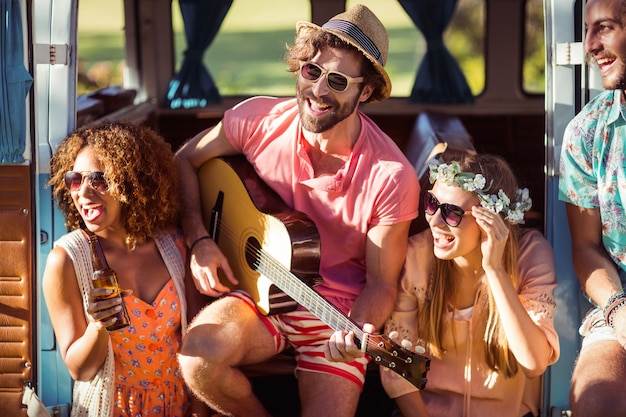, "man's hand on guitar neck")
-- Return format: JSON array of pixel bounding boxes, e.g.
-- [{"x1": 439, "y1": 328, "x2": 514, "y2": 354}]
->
[
  {"x1": 189, "y1": 236, "x2": 238, "y2": 297},
  {"x1": 324, "y1": 323, "x2": 377, "y2": 363}
]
